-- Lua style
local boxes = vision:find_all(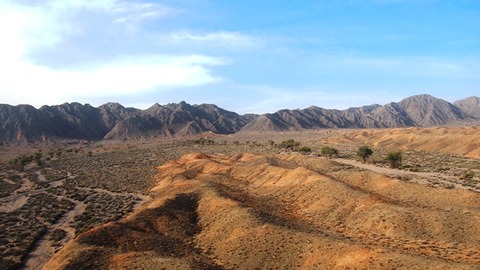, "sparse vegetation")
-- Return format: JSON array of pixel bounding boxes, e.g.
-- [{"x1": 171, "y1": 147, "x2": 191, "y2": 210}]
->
[
  {"x1": 460, "y1": 170, "x2": 475, "y2": 180},
  {"x1": 278, "y1": 139, "x2": 301, "y2": 151},
  {"x1": 2, "y1": 128, "x2": 480, "y2": 269},
  {"x1": 49, "y1": 229, "x2": 67, "y2": 245},
  {"x1": 298, "y1": 146, "x2": 312, "y2": 154},
  {"x1": 194, "y1": 138, "x2": 215, "y2": 145},
  {"x1": 357, "y1": 146, "x2": 373, "y2": 163},
  {"x1": 72, "y1": 193, "x2": 139, "y2": 235},
  {"x1": 386, "y1": 151, "x2": 403, "y2": 168},
  {"x1": 0, "y1": 193, "x2": 75, "y2": 267},
  {"x1": 321, "y1": 146, "x2": 338, "y2": 159}
]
